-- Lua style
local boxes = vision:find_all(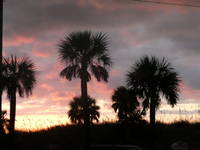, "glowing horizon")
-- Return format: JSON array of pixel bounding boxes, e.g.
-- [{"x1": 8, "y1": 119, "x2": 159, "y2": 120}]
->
[{"x1": 9, "y1": 102, "x2": 200, "y2": 131}]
